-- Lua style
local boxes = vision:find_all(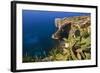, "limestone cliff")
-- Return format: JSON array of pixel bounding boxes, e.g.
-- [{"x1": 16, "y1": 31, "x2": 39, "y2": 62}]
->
[{"x1": 55, "y1": 16, "x2": 90, "y2": 28}]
